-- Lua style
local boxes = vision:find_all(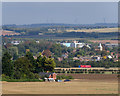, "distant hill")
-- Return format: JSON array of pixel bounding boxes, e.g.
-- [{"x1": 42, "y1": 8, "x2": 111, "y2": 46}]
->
[
  {"x1": 3, "y1": 23, "x2": 118, "y2": 28},
  {"x1": 2, "y1": 23, "x2": 118, "y2": 39}
]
